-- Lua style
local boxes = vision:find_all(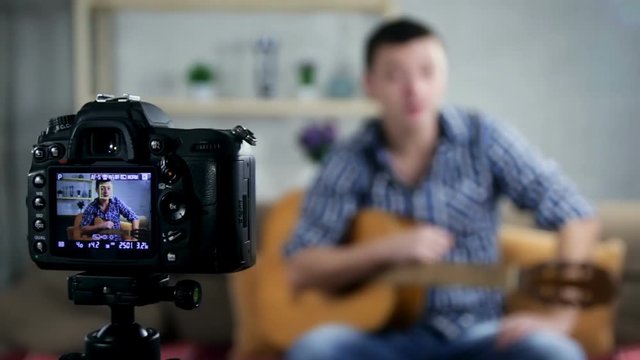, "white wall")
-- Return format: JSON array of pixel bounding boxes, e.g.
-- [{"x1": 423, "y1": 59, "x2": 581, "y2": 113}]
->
[
  {"x1": 0, "y1": 5, "x2": 12, "y2": 287},
  {"x1": 402, "y1": 0, "x2": 640, "y2": 200},
  {"x1": 1, "y1": 0, "x2": 73, "y2": 286},
  {"x1": 111, "y1": 0, "x2": 640, "y2": 202}
]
